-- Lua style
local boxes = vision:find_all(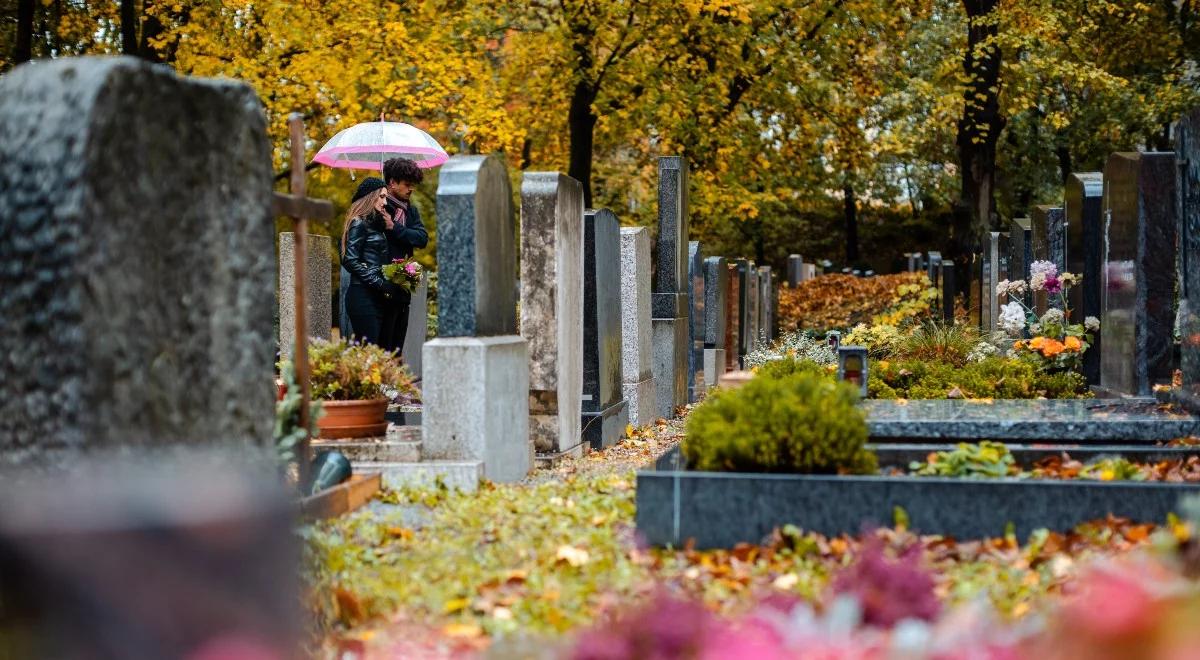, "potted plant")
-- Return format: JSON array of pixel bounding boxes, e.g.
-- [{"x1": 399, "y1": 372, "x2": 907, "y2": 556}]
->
[{"x1": 302, "y1": 338, "x2": 417, "y2": 439}]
